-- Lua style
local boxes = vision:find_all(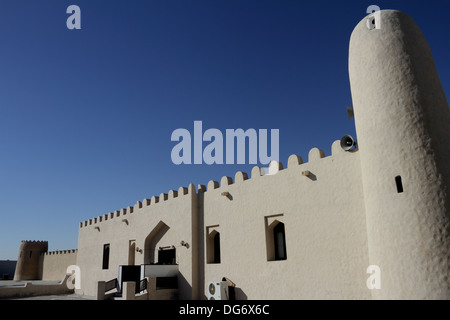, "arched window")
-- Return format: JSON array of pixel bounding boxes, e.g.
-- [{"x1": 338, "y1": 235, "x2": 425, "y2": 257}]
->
[
  {"x1": 206, "y1": 226, "x2": 221, "y2": 264},
  {"x1": 273, "y1": 222, "x2": 287, "y2": 261},
  {"x1": 213, "y1": 232, "x2": 221, "y2": 264},
  {"x1": 128, "y1": 240, "x2": 136, "y2": 266},
  {"x1": 265, "y1": 216, "x2": 287, "y2": 261},
  {"x1": 143, "y1": 221, "x2": 170, "y2": 264}
]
